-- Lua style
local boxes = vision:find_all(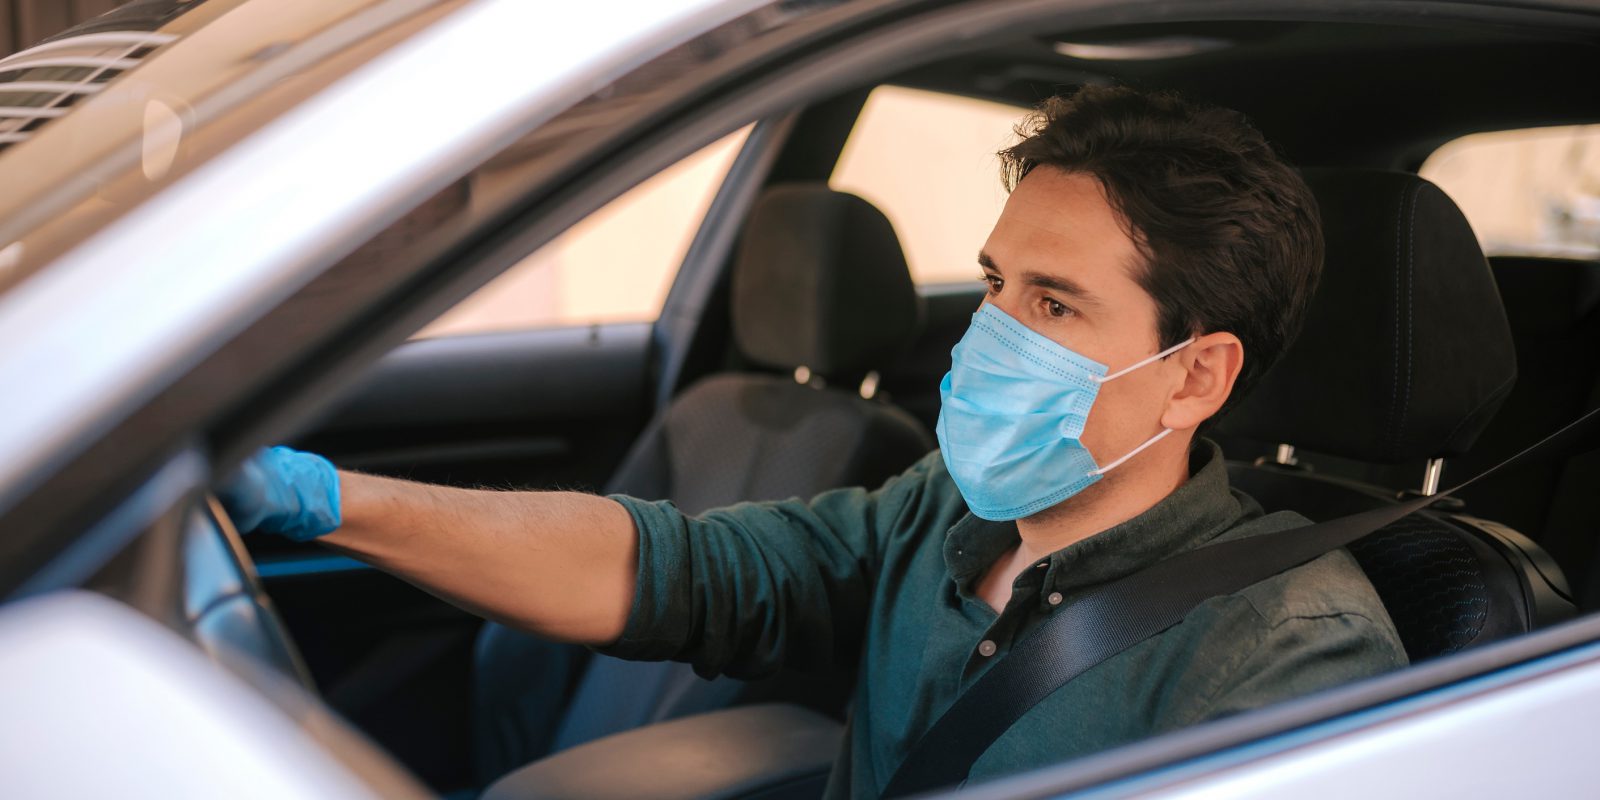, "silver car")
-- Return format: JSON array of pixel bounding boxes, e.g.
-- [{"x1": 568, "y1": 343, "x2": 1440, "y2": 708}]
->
[{"x1": 2, "y1": 0, "x2": 1598, "y2": 797}]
